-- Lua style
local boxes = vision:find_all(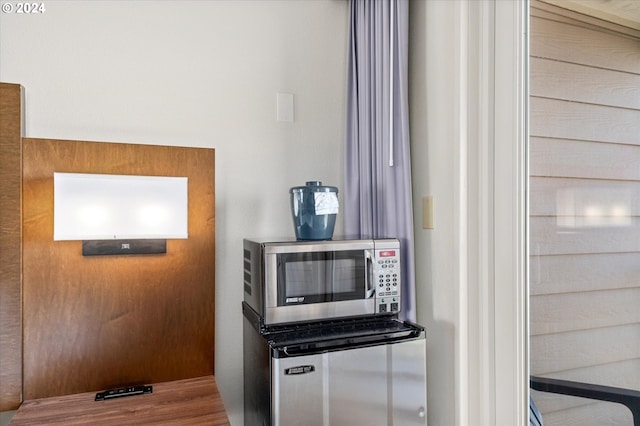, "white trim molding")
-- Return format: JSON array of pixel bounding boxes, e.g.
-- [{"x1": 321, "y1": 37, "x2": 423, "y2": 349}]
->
[{"x1": 458, "y1": 1, "x2": 529, "y2": 425}]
